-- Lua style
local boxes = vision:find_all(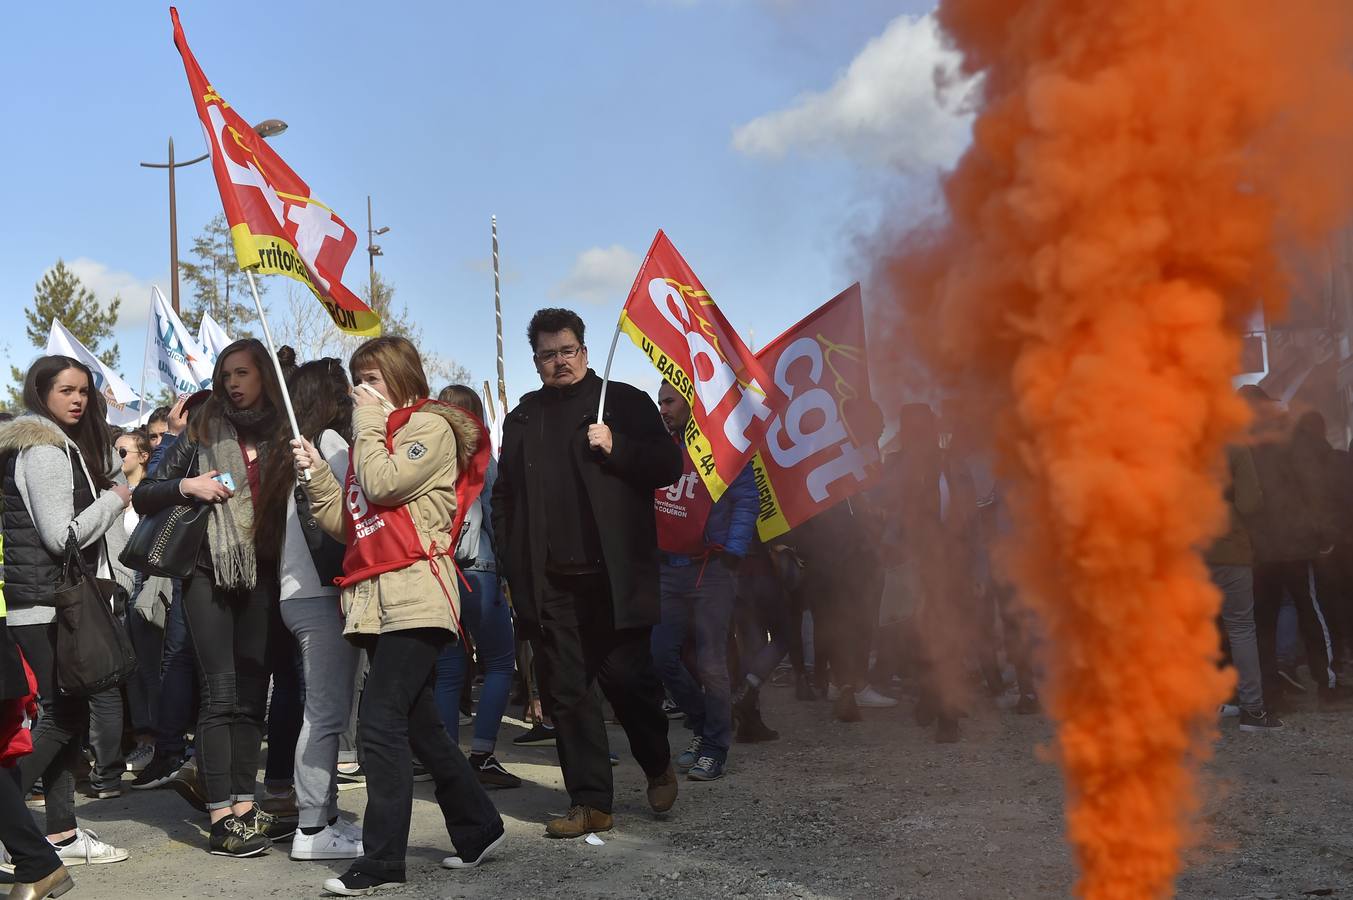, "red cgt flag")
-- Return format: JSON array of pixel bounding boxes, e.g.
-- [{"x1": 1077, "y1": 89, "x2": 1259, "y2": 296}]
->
[
  {"x1": 749, "y1": 284, "x2": 881, "y2": 539},
  {"x1": 618, "y1": 231, "x2": 784, "y2": 501},
  {"x1": 170, "y1": 8, "x2": 379, "y2": 336}
]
